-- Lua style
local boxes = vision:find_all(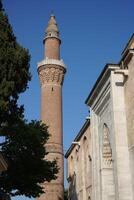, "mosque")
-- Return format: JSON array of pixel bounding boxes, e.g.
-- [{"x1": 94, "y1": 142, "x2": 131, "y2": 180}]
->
[{"x1": 37, "y1": 14, "x2": 134, "y2": 200}]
